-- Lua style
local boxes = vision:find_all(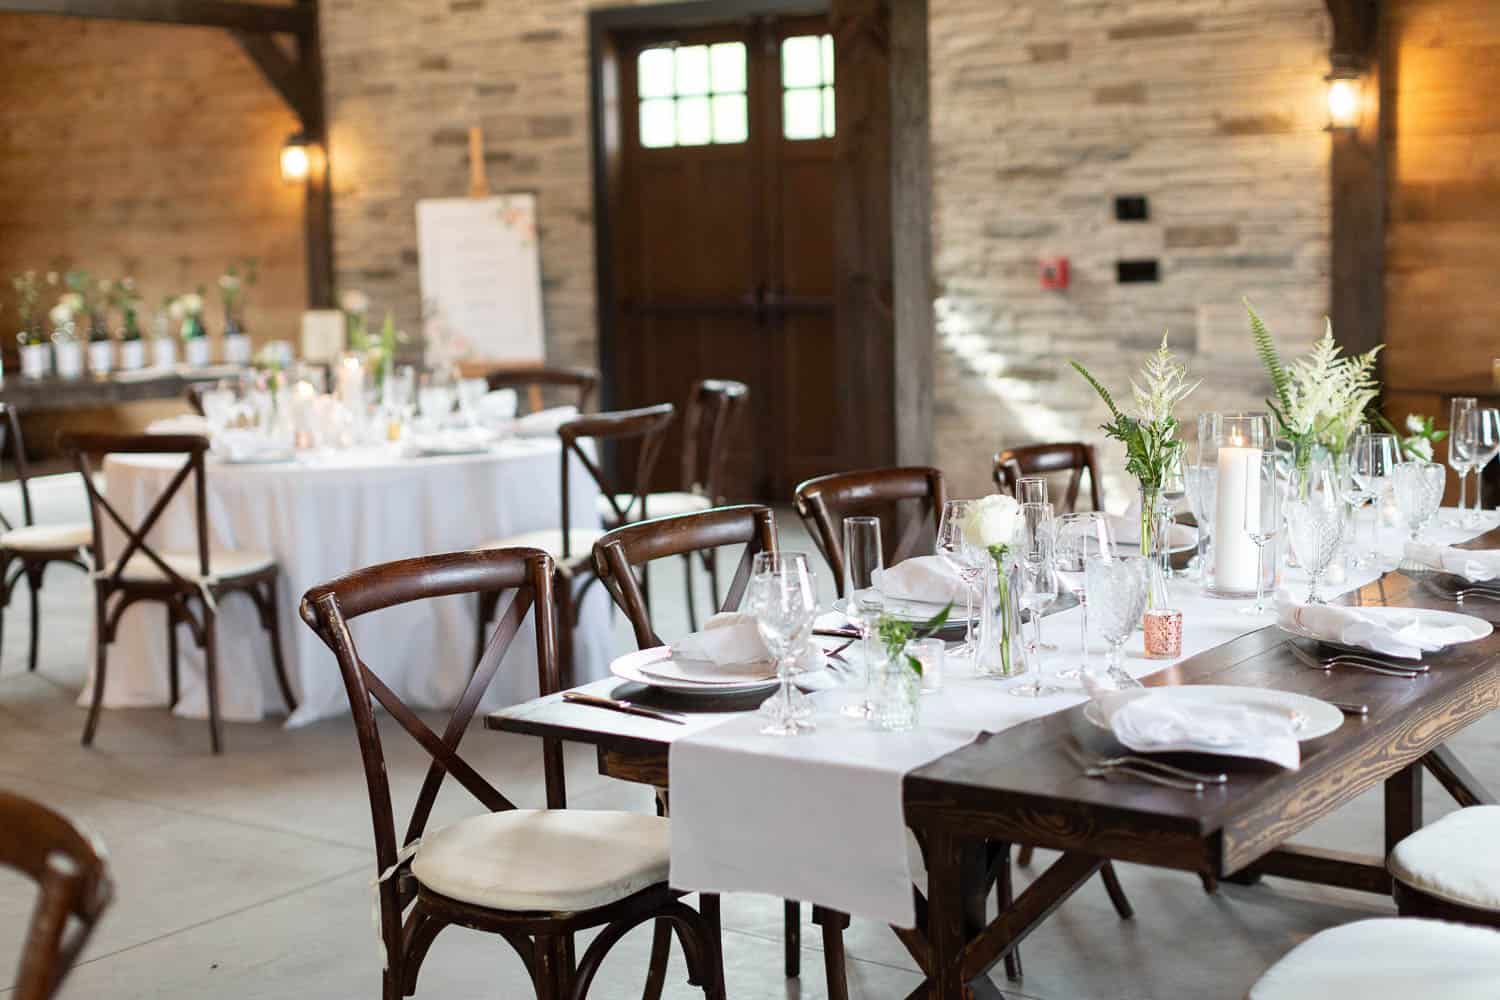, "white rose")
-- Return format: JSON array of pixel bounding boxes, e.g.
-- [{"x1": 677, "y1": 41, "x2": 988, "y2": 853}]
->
[
  {"x1": 1405, "y1": 414, "x2": 1425, "y2": 435},
  {"x1": 167, "y1": 298, "x2": 186, "y2": 321},
  {"x1": 1408, "y1": 437, "x2": 1433, "y2": 461},
  {"x1": 340, "y1": 289, "x2": 369, "y2": 314},
  {"x1": 49, "y1": 303, "x2": 74, "y2": 326},
  {"x1": 962, "y1": 494, "x2": 1021, "y2": 551},
  {"x1": 181, "y1": 293, "x2": 204, "y2": 314}
]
